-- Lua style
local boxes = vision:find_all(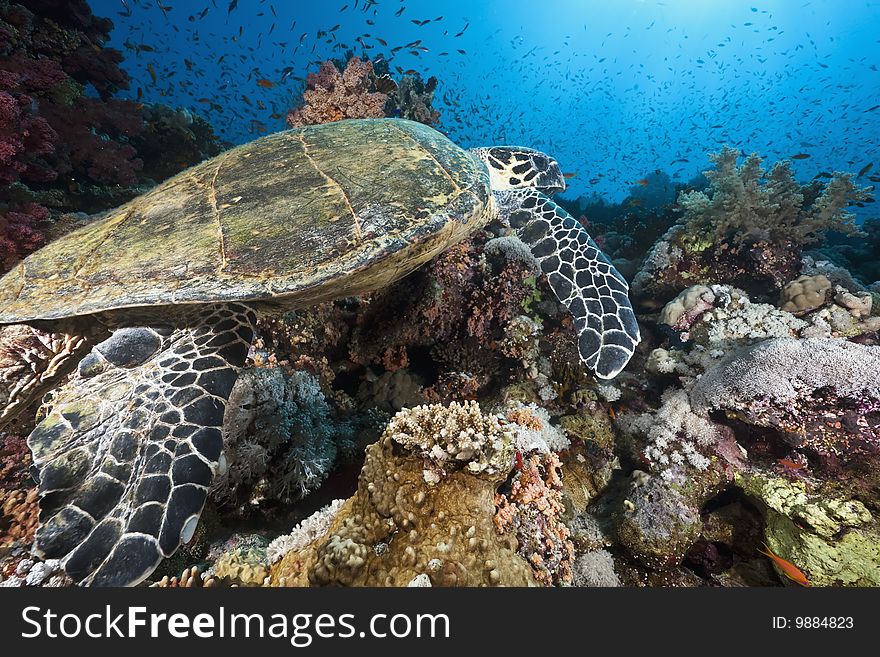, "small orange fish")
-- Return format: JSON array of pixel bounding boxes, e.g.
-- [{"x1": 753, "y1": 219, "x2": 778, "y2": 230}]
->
[
  {"x1": 791, "y1": 153, "x2": 811, "y2": 160},
  {"x1": 777, "y1": 458, "x2": 805, "y2": 470},
  {"x1": 608, "y1": 406, "x2": 616, "y2": 420},
  {"x1": 562, "y1": 172, "x2": 577, "y2": 179},
  {"x1": 256, "y1": 79, "x2": 275, "y2": 88},
  {"x1": 758, "y1": 543, "x2": 810, "y2": 587},
  {"x1": 147, "y1": 62, "x2": 157, "y2": 84},
  {"x1": 635, "y1": 178, "x2": 650, "y2": 186}
]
